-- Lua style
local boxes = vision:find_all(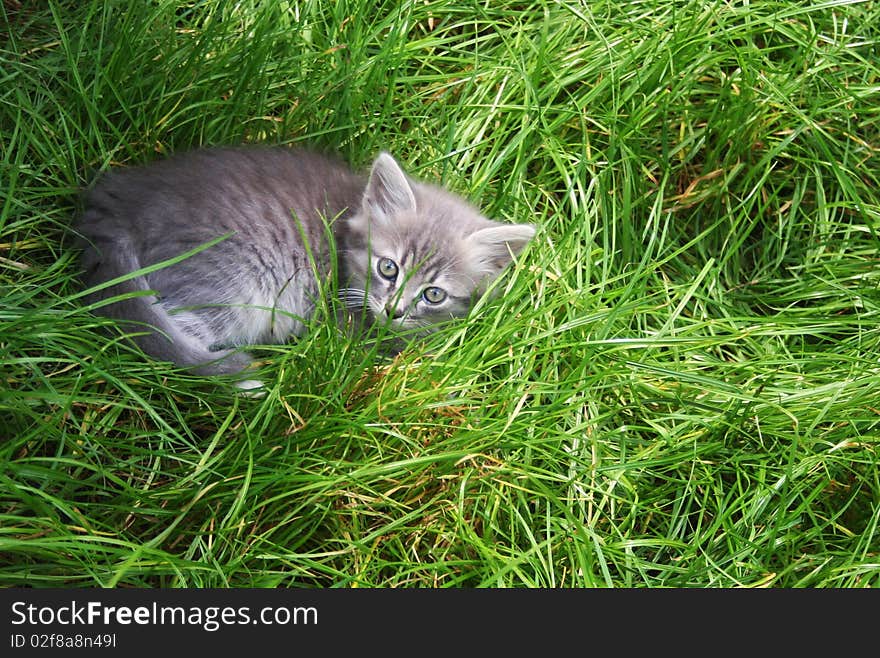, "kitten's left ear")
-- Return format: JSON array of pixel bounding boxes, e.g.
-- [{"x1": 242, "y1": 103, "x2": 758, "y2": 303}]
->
[
  {"x1": 362, "y1": 152, "x2": 417, "y2": 224},
  {"x1": 467, "y1": 222, "x2": 537, "y2": 281}
]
